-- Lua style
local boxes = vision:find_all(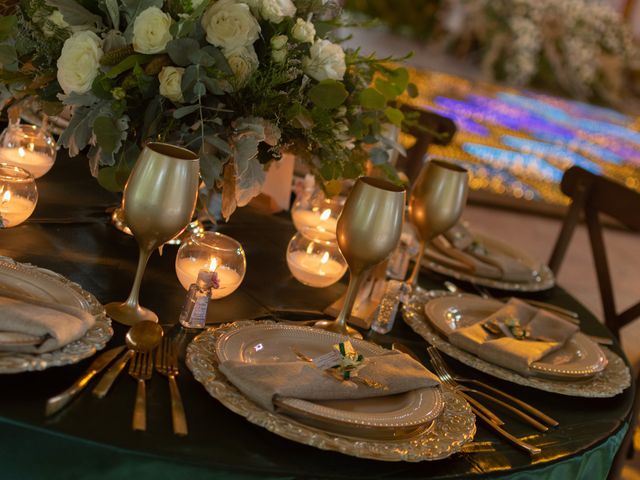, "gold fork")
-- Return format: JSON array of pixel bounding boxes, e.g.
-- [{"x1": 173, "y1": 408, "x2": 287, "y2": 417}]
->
[
  {"x1": 156, "y1": 337, "x2": 188, "y2": 436},
  {"x1": 129, "y1": 351, "x2": 153, "y2": 431}
]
